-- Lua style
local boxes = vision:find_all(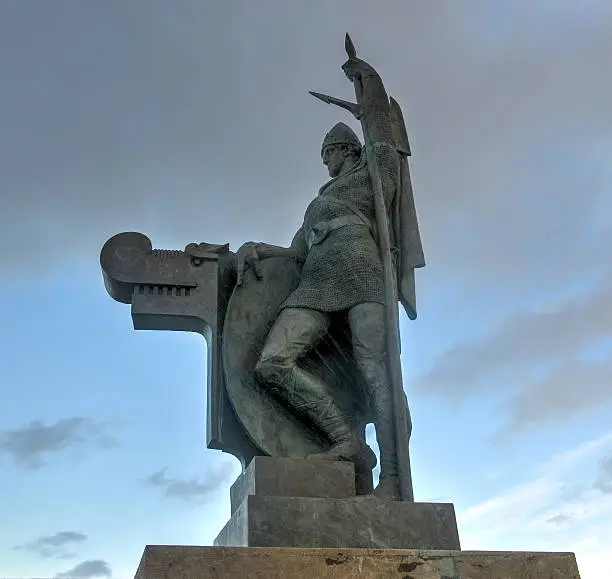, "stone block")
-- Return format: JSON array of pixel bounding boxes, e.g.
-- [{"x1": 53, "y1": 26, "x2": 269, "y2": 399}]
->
[
  {"x1": 230, "y1": 457, "x2": 357, "y2": 514},
  {"x1": 457, "y1": 550, "x2": 581, "y2": 578},
  {"x1": 135, "y1": 546, "x2": 581, "y2": 578},
  {"x1": 214, "y1": 495, "x2": 460, "y2": 550}
]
